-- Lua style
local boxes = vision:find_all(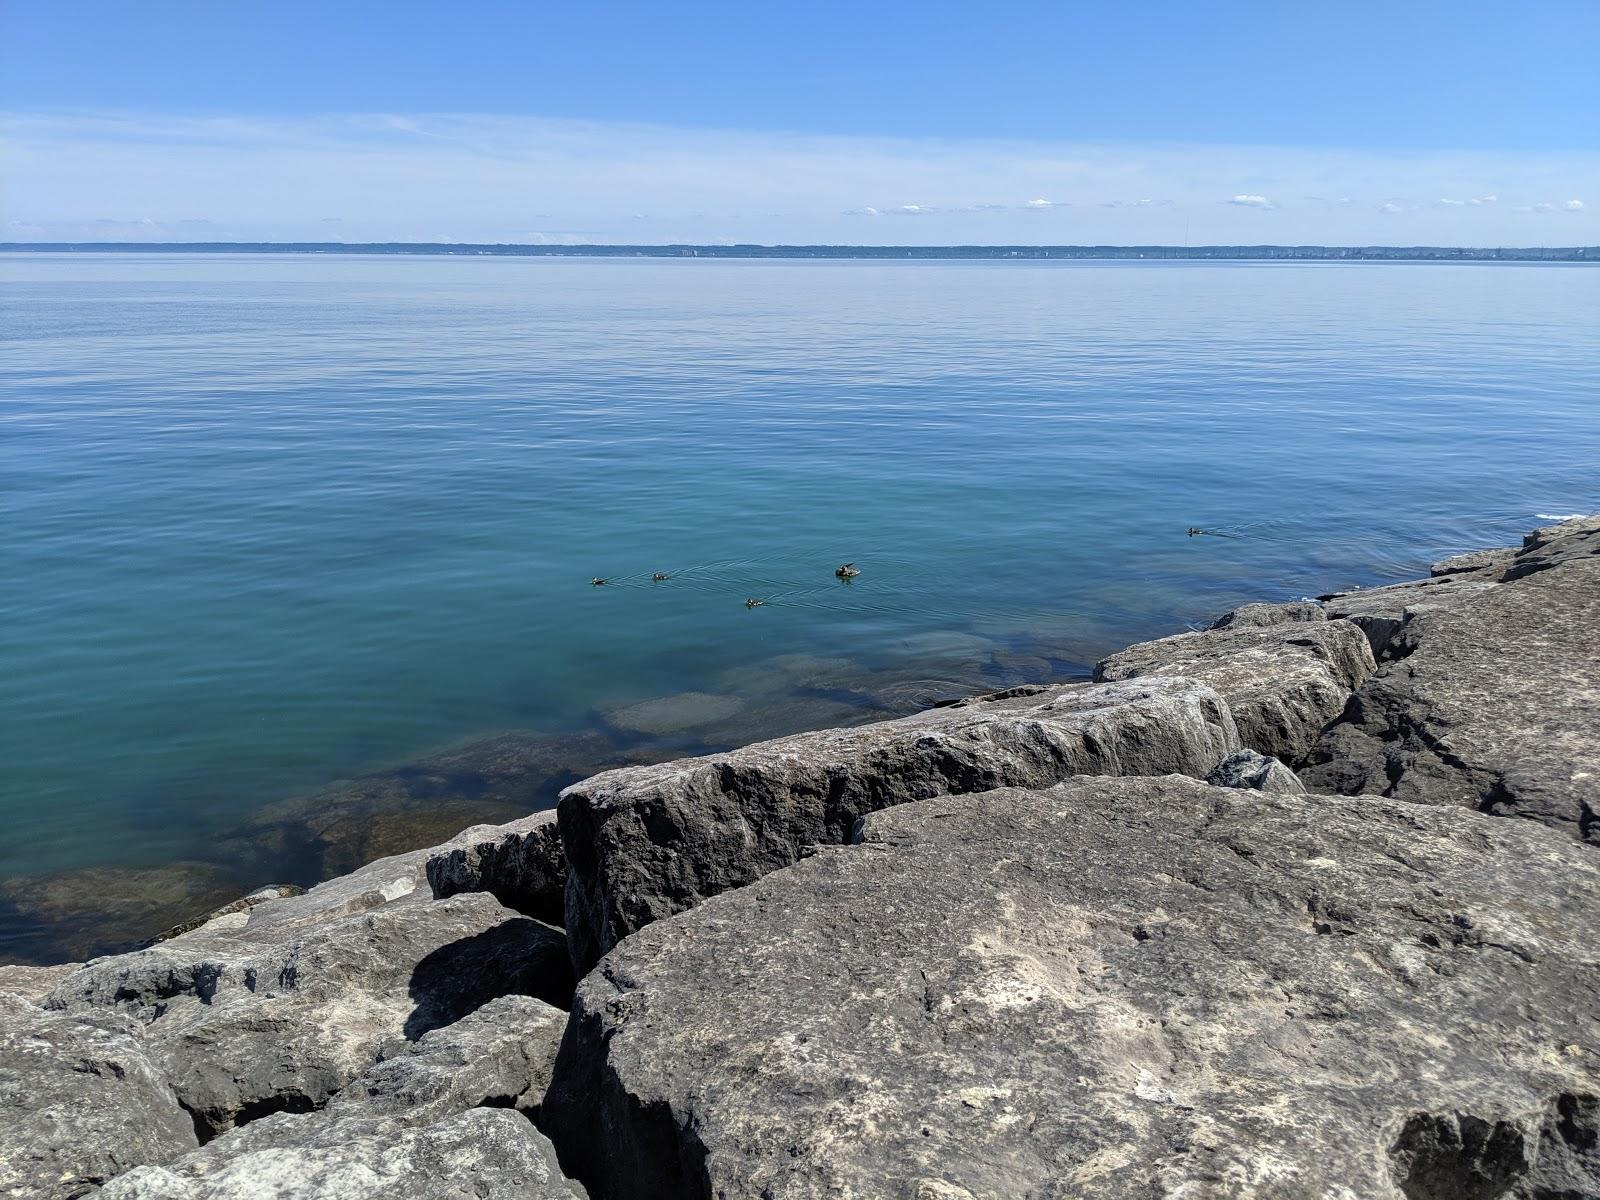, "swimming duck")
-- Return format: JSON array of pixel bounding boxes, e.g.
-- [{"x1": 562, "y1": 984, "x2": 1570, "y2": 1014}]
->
[
  {"x1": 591, "y1": 577, "x2": 608, "y2": 586},
  {"x1": 652, "y1": 572, "x2": 671, "y2": 582},
  {"x1": 835, "y1": 562, "x2": 861, "y2": 579},
  {"x1": 745, "y1": 598, "x2": 765, "y2": 608}
]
